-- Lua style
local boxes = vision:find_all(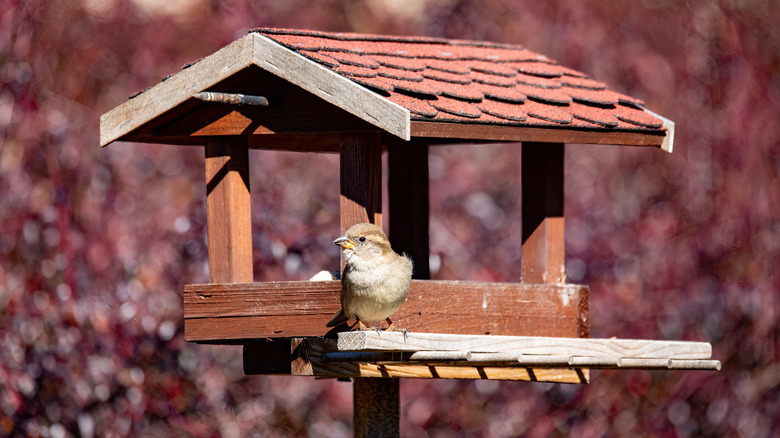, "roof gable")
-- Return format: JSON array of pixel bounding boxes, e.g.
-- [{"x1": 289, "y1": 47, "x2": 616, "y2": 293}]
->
[{"x1": 100, "y1": 29, "x2": 673, "y2": 152}]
